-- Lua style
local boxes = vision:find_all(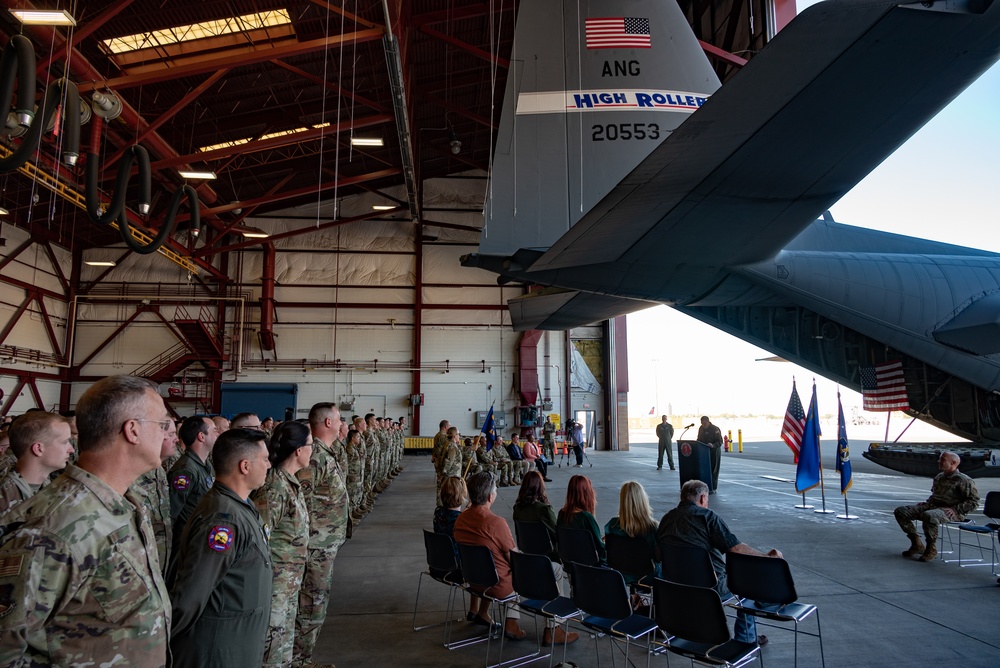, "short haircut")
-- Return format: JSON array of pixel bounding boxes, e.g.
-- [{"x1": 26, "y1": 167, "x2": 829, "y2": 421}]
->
[
  {"x1": 681, "y1": 479, "x2": 709, "y2": 502},
  {"x1": 439, "y1": 419, "x2": 449, "y2": 430},
  {"x1": 365, "y1": 413, "x2": 375, "y2": 421},
  {"x1": 9, "y1": 412, "x2": 67, "y2": 458},
  {"x1": 213, "y1": 428, "x2": 267, "y2": 476},
  {"x1": 701, "y1": 415, "x2": 710, "y2": 422},
  {"x1": 346, "y1": 428, "x2": 361, "y2": 444},
  {"x1": 76, "y1": 375, "x2": 159, "y2": 453},
  {"x1": 309, "y1": 402, "x2": 338, "y2": 427},
  {"x1": 178, "y1": 415, "x2": 210, "y2": 448},
  {"x1": 439, "y1": 476, "x2": 467, "y2": 509},
  {"x1": 269, "y1": 421, "x2": 311, "y2": 466},
  {"x1": 467, "y1": 471, "x2": 496, "y2": 506},
  {"x1": 230, "y1": 412, "x2": 259, "y2": 428}
]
